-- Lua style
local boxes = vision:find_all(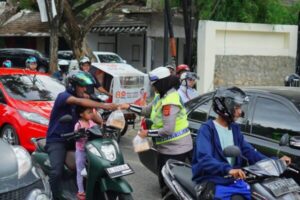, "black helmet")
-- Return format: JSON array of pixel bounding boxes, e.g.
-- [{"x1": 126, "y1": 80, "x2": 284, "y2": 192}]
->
[
  {"x1": 66, "y1": 70, "x2": 95, "y2": 94},
  {"x1": 212, "y1": 87, "x2": 248, "y2": 124},
  {"x1": 284, "y1": 73, "x2": 300, "y2": 87}
]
